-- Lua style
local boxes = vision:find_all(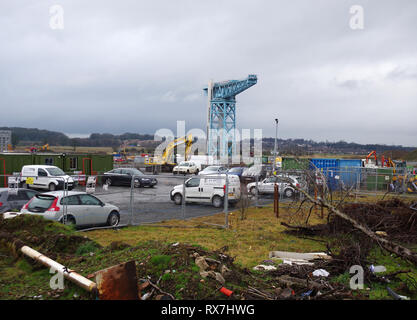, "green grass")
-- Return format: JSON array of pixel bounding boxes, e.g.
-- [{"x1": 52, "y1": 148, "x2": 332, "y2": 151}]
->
[
  {"x1": 75, "y1": 241, "x2": 100, "y2": 256},
  {"x1": 150, "y1": 255, "x2": 173, "y2": 272}
]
